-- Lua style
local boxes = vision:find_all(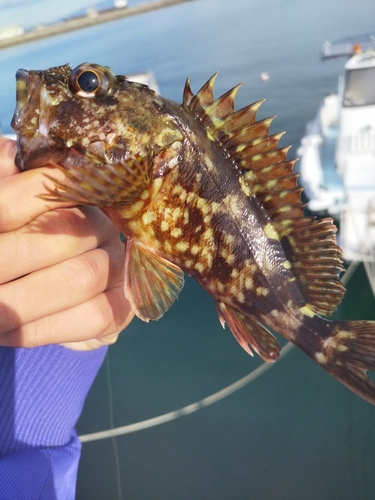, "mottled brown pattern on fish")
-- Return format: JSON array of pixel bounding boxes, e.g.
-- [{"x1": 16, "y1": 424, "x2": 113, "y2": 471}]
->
[{"x1": 12, "y1": 63, "x2": 375, "y2": 405}]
